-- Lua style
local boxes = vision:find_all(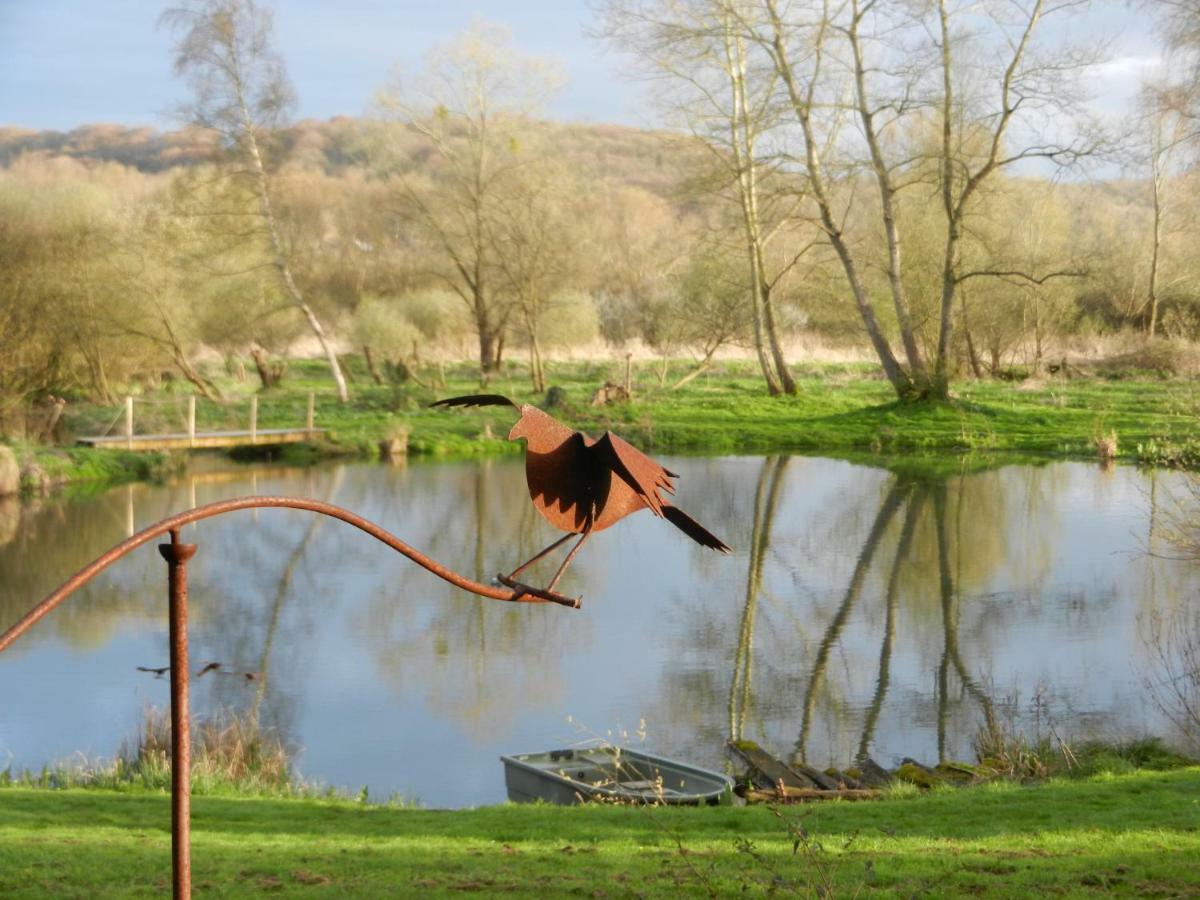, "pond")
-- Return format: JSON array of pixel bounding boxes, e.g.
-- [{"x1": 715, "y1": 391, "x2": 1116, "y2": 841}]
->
[{"x1": 0, "y1": 454, "x2": 1196, "y2": 807}]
